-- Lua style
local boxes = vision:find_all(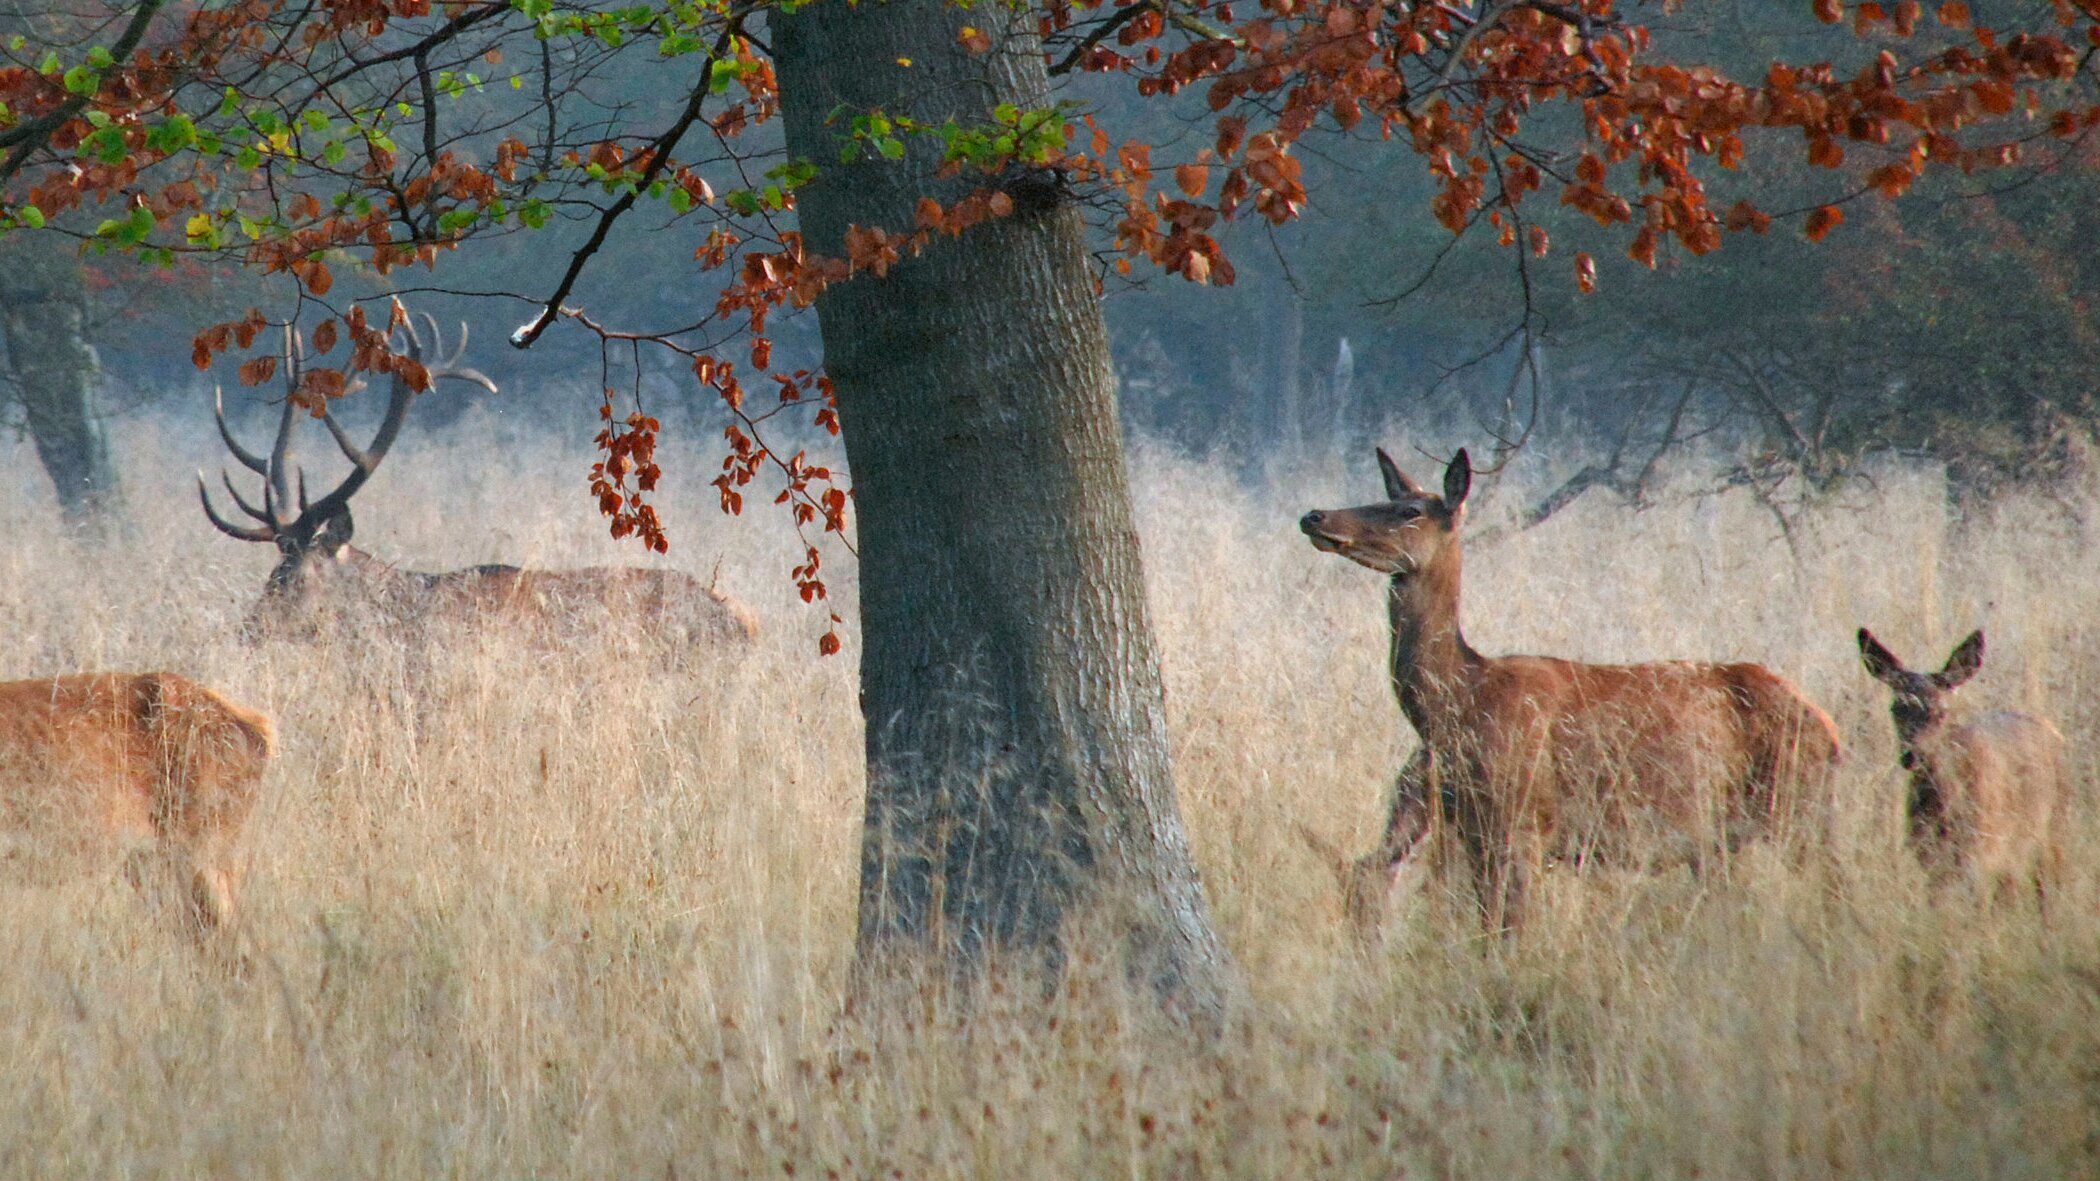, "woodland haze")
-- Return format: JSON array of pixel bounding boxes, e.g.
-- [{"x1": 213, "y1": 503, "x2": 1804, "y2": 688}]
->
[{"x1": 1, "y1": 416, "x2": 2095, "y2": 1178}]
